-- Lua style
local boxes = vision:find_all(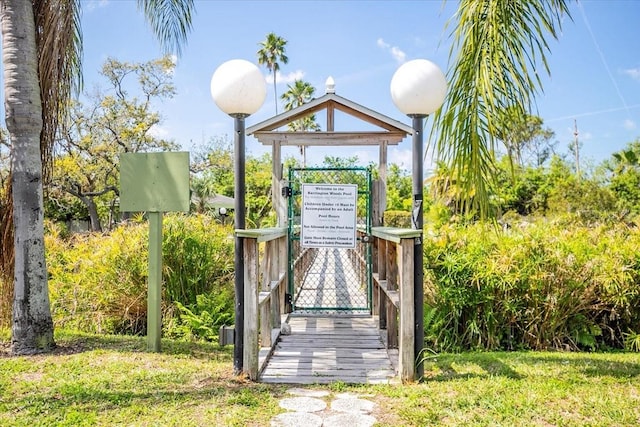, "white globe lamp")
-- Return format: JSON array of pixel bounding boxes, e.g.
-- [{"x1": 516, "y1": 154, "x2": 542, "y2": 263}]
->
[
  {"x1": 390, "y1": 58, "x2": 446, "y2": 381},
  {"x1": 390, "y1": 59, "x2": 447, "y2": 116},
  {"x1": 210, "y1": 59, "x2": 266, "y2": 116}
]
